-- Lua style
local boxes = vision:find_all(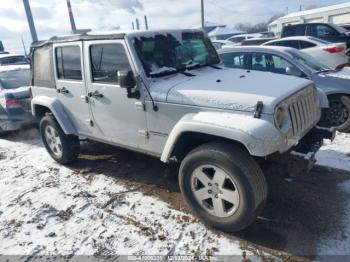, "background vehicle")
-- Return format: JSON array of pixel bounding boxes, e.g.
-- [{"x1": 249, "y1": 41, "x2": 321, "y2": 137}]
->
[
  {"x1": 0, "y1": 54, "x2": 30, "y2": 66},
  {"x1": 0, "y1": 65, "x2": 35, "y2": 134},
  {"x1": 240, "y1": 37, "x2": 276, "y2": 46},
  {"x1": 263, "y1": 36, "x2": 348, "y2": 68},
  {"x1": 219, "y1": 46, "x2": 350, "y2": 132},
  {"x1": 281, "y1": 23, "x2": 350, "y2": 55},
  {"x1": 211, "y1": 40, "x2": 233, "y2": 50},
  {"x1": 226, "y1": 33, "x2": 264, "y2": 45},
  {"x1": 30, "y1": 29, "x2": 333, "y2": 232}
]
